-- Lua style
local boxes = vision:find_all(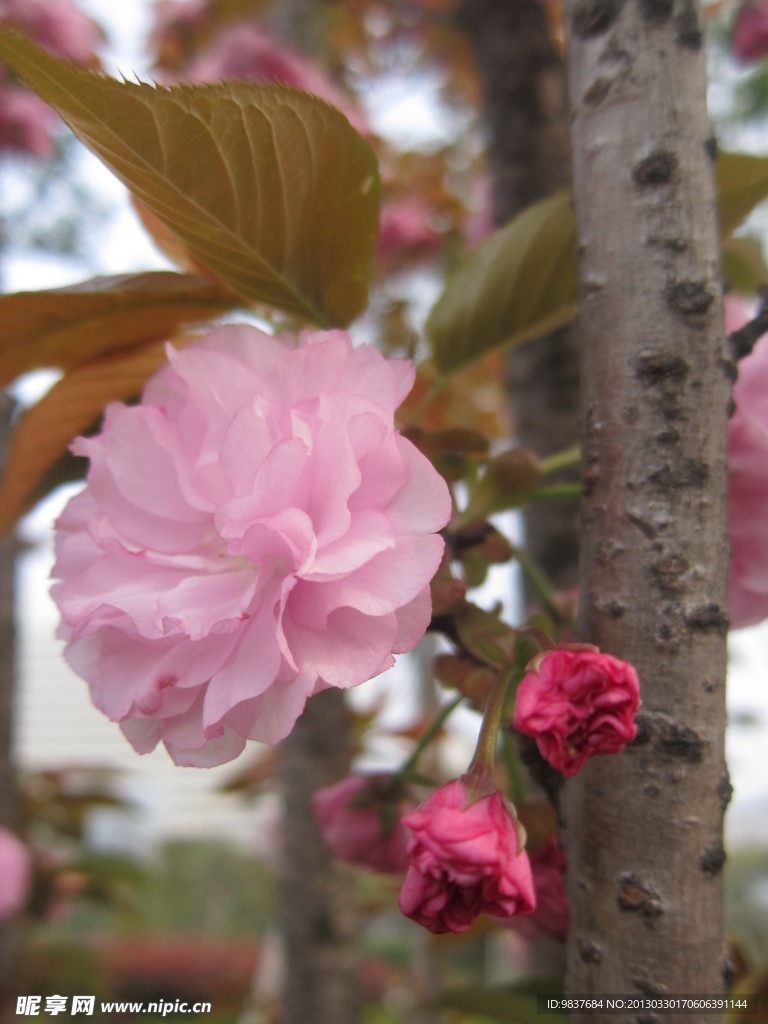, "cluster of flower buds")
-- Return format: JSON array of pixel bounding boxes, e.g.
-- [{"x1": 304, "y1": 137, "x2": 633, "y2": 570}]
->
[{"x1": 312, "y1": 646, "x2": 639, "y2": 935}]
